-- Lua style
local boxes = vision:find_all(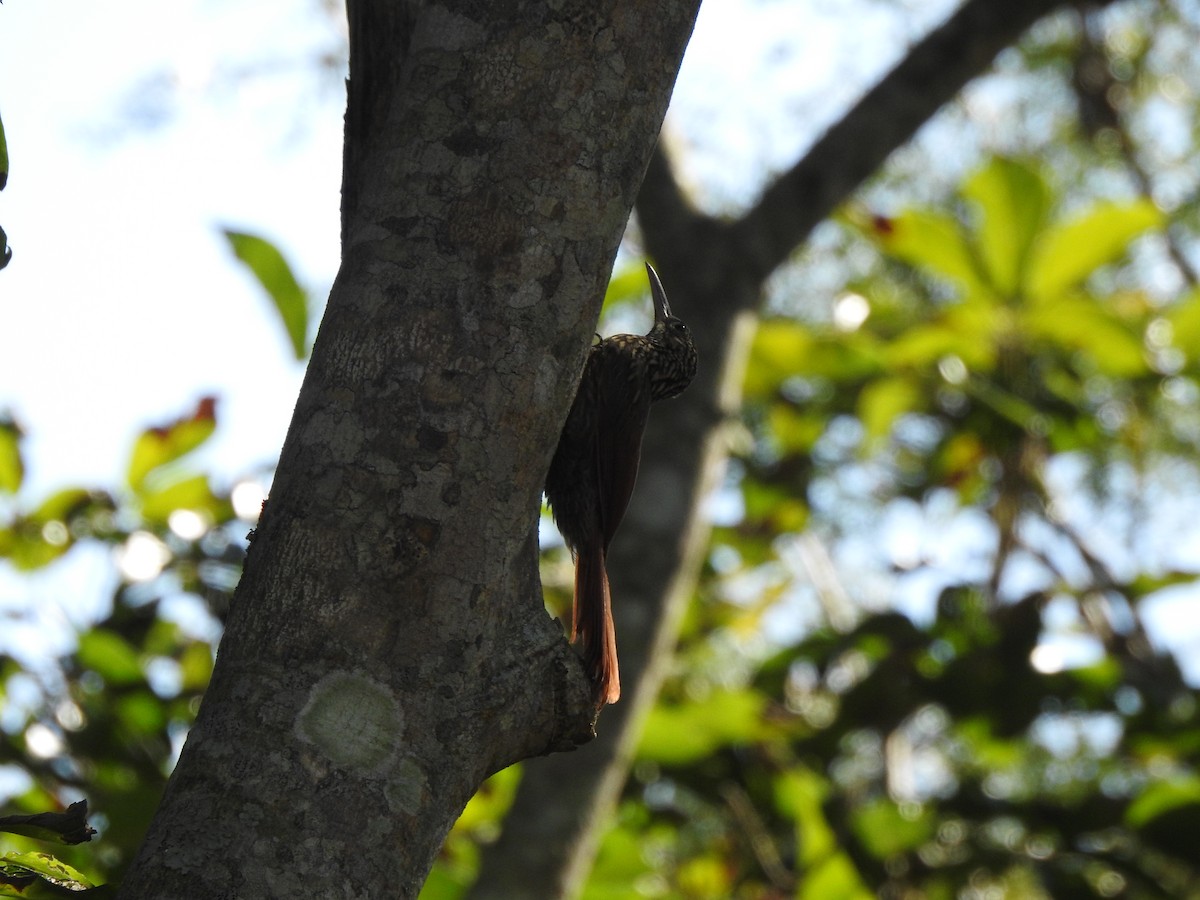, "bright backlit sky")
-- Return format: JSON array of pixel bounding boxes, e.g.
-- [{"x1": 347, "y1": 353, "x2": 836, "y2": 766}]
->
[
  {"x1": 0, "y1": 0, "x2": 342, "y2": 496},
  {"x1": 0, "y1": 0, "x2": 960, "y2": 498}
]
